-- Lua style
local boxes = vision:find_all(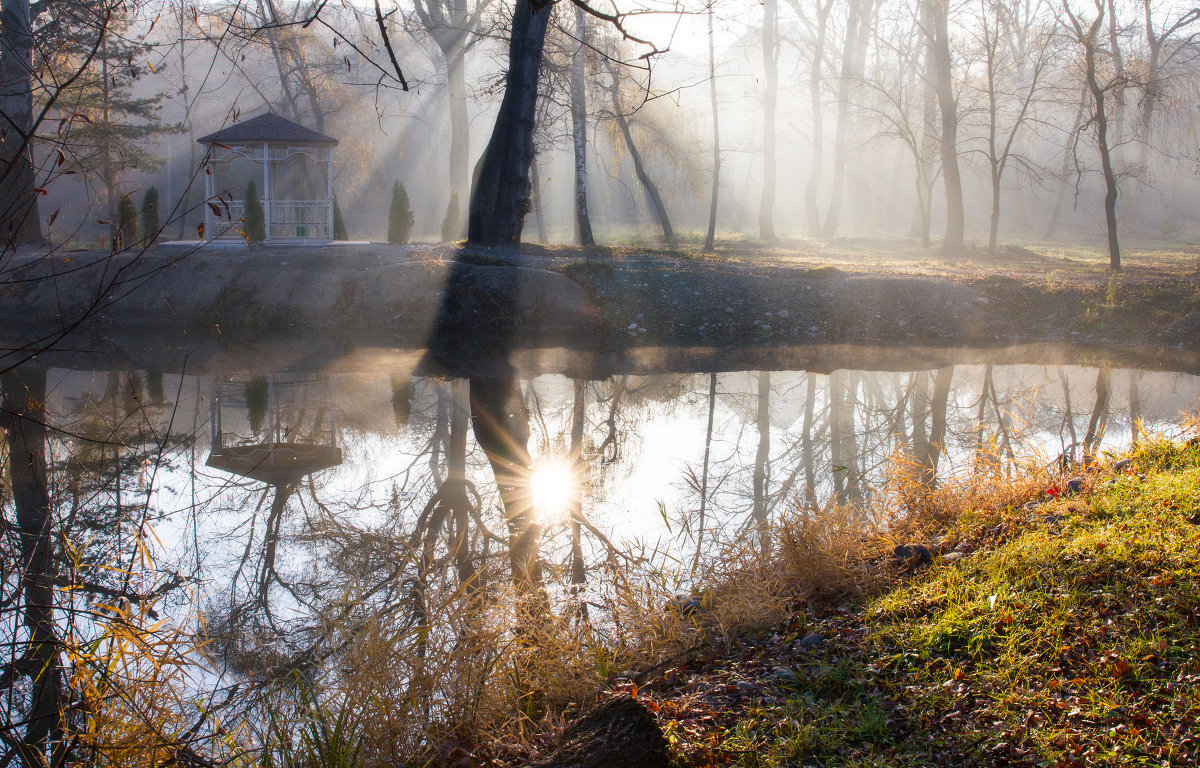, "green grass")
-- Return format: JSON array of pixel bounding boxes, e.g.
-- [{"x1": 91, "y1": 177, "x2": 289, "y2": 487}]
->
[{"x1": 665, "y1": 436, "x2": 1200, "y2": 767}]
